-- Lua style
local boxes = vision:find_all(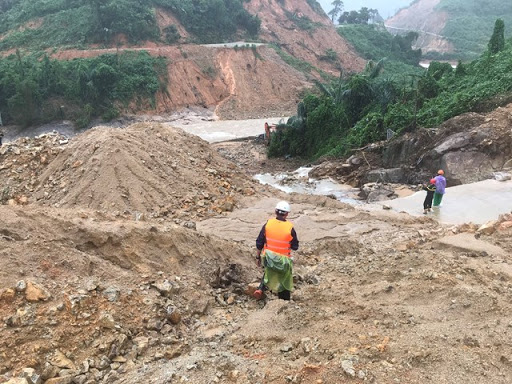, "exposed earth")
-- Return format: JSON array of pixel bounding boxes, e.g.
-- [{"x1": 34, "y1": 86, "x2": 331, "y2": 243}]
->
[
  {"x1": 4, "y1": 0, "x2": 365, "y2": 122},
  {"x1": 3, "y1": 0, "x2": 512, "y2": 382},
  {"x1": 385, "y1": 0, "x2": 455, "y2": 55},
  {"x1": 2, "y1": 113, "x2": 512, "y2": 384}
]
